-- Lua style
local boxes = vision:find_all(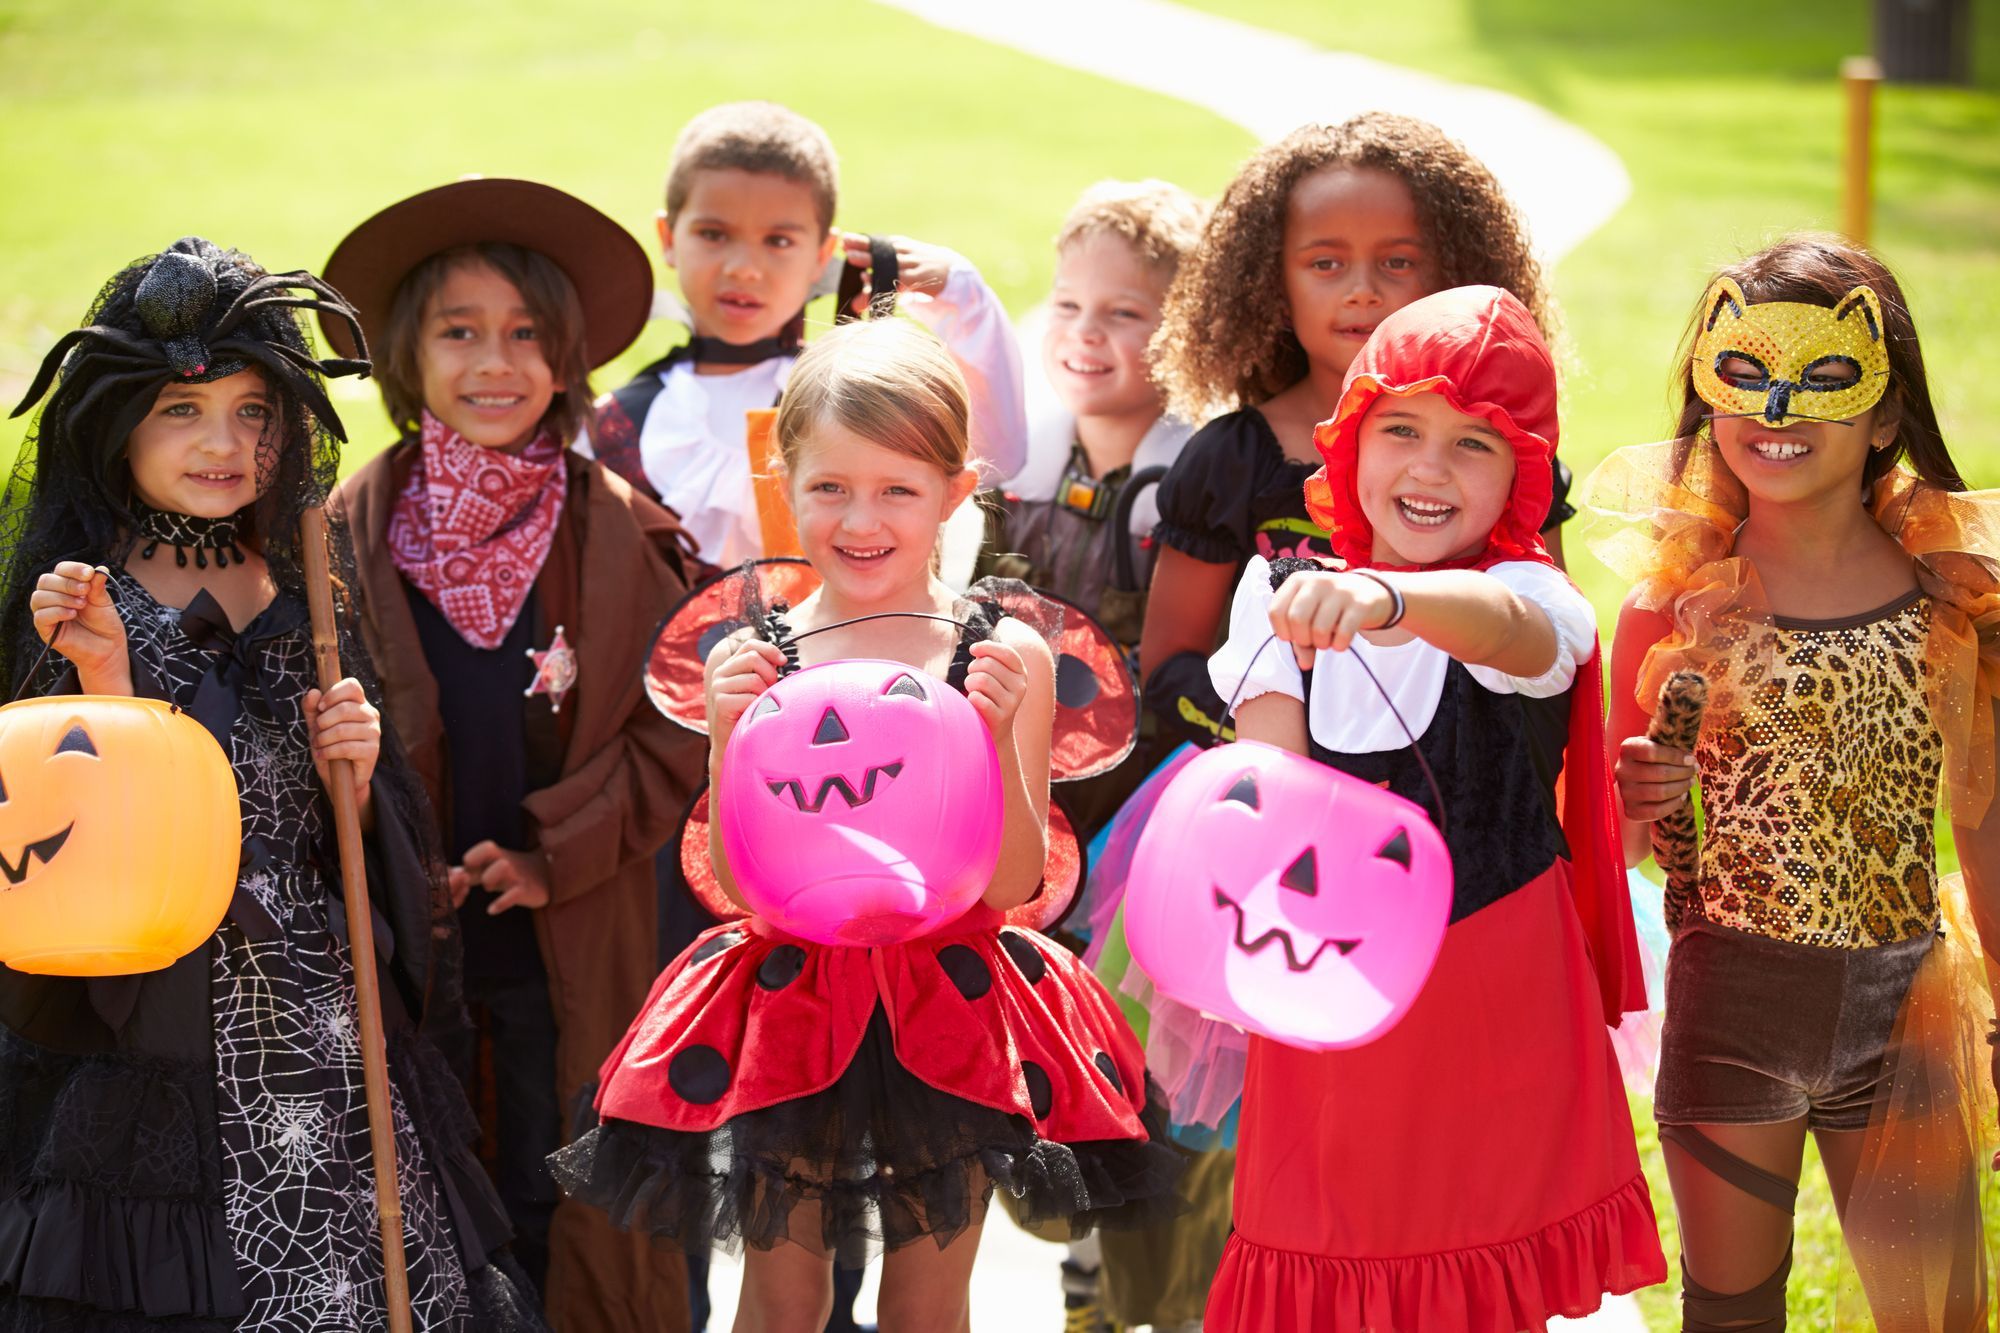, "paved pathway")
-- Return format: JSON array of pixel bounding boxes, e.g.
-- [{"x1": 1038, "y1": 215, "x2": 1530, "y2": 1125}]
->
[
  {"x1": 878, "y1": 0, "x2": 1628, "y2": 263},
  {"x1": 702, "y1": 1212, "x2": 1653, "y2": 1329}
]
